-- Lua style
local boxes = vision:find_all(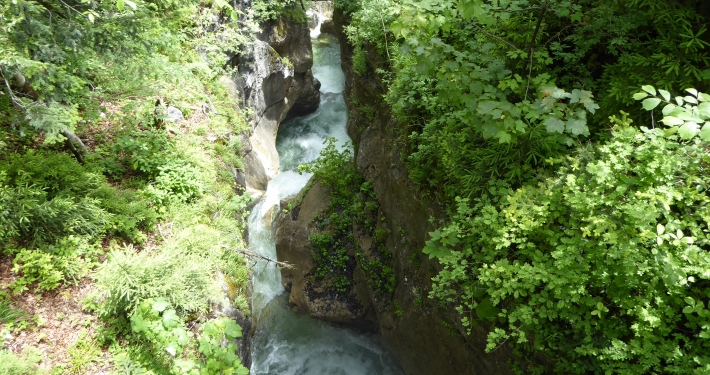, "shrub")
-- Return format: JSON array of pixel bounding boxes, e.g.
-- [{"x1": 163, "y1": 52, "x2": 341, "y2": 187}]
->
[
  {"x1": 427, "y1": 122, "x2": 710, "y2": 373},
  {"x1": 0, "y1": 175, "x2": 108, "y2": 247},
  {"x1": 10, "y1": 236, "x2": 101, "y2": 294},
  {"x1": 0, "y1": 151, "x2": 155, "y2": 246},
  {"x1": 145, "y1": 161, "x2": 204, "y2": 206},
  {"x1": 94, "y1": 245, "x2": 218, "y2": 317},
  {"x1": 88, "y1": 186, "x2": 158, "y2": 244},
  {"x1": 0, "y1": 348, "x2": 43, "y2": 375}
]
